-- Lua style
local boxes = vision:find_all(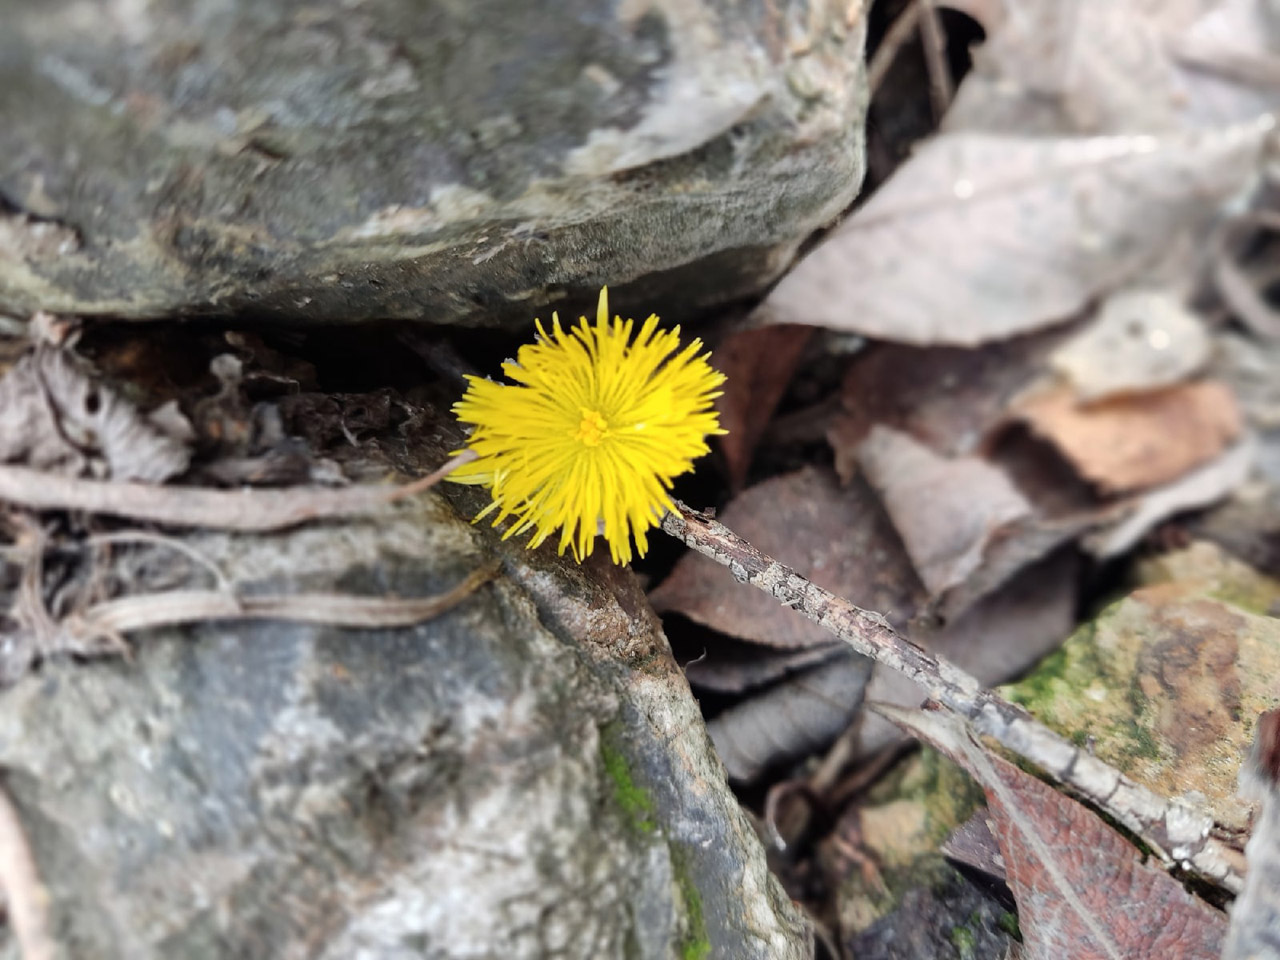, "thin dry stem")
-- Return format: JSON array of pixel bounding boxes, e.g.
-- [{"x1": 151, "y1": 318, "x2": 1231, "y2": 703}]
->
[
  {"x1": 661, "y1": 500, "x2": 1244, "y2": 892},
  {"x1": 918, "y1": 0, "x2": 955, "y2": 119},
  {"x1": 0, "y1": 451, "x2": 476, "y2": 533},
  {"x1": 60, "y1": 561, "x2": 500, "y2": 646},
  {"x1": 868, "y1": 0, "x2": 923, "y2": 94}
]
